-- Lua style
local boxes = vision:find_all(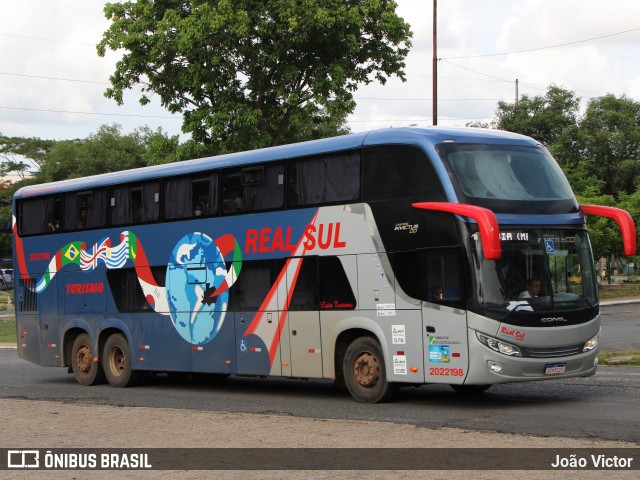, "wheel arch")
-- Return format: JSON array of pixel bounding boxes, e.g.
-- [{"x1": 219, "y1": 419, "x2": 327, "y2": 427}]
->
[
  {"x1": 330, "y1": 318, "x2": 390, "y2": 381},
  {"x1": 61, "y1": 318, "x2": 94, "y2": 368},
  {"x1": 96, "y1": 318, "x2": 134, "y2": 366}
]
